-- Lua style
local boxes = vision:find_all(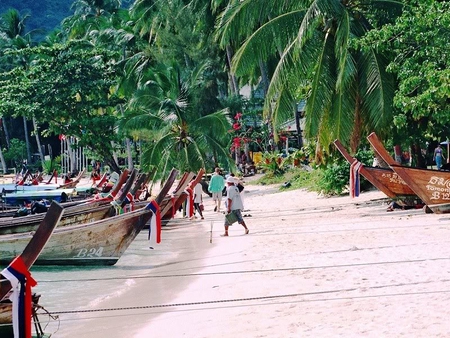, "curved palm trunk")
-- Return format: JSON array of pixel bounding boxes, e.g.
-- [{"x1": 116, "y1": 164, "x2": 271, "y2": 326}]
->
[{"x1": 23, "y1": 116, "x2": 31, "y2": 163}]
